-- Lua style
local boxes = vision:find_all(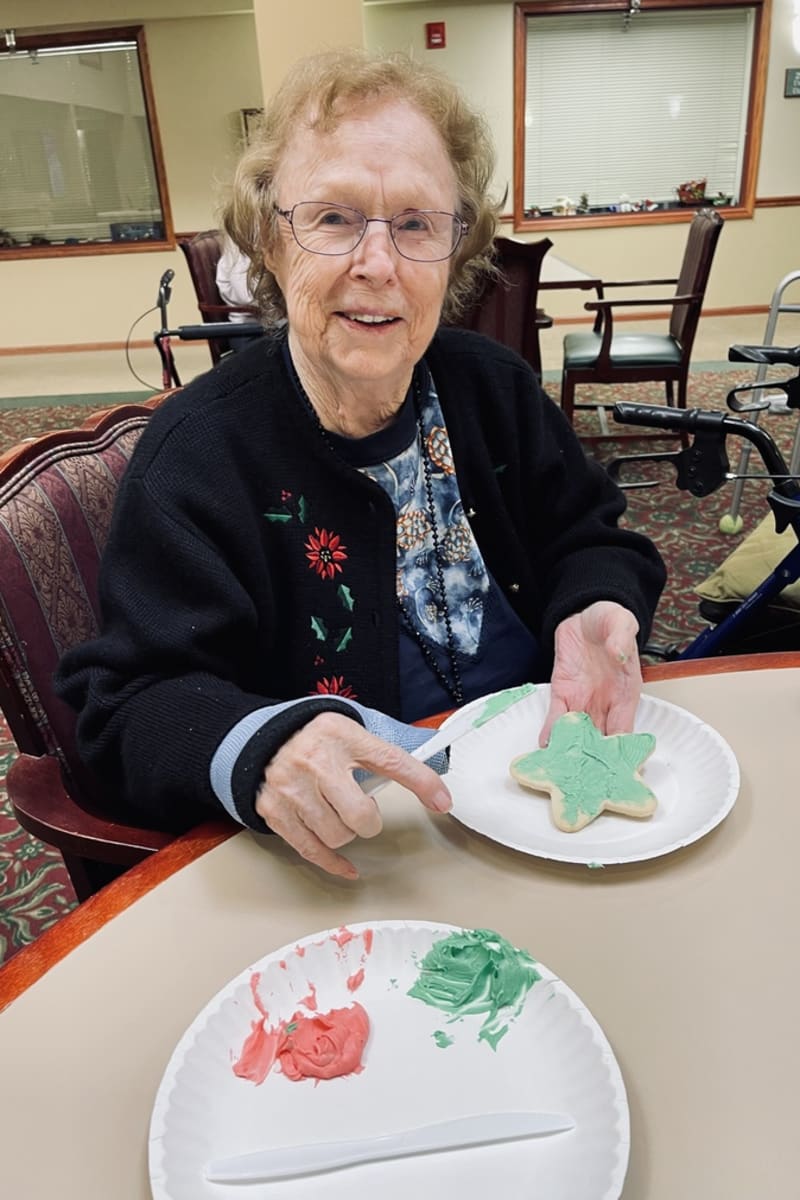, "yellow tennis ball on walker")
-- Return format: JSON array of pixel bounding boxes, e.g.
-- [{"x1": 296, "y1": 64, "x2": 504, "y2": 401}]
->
[{"x1": 719, "y1": 513, "x2": 743, "y2": 535}]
